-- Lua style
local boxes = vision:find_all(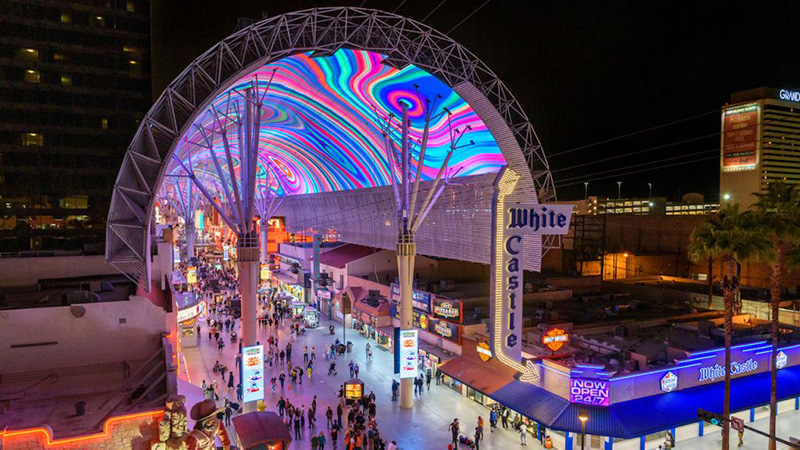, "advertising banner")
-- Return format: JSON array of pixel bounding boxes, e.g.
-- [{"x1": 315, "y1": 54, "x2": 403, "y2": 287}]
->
[
  {"x1": 432, "y1": 298, "x2": 463, "y2": 323},
  {"x1": 398, "y1": 330, "x2": 419, "y2": 379},
  {"x1": 242, "y1": 345, "x2": 264, "y2": 403},
  {"x1": 412, "y1": 290, "x2": 432, "y2": 313},
  {"x1": 721, "y1": 103, "x2": 760, "y2": 172},
  {"x1": 177, "y1": 302, "x2": 205, "y2": 323},
  {"x1": 186, "y1": 266, "x2": 197, "y2": 285}
]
